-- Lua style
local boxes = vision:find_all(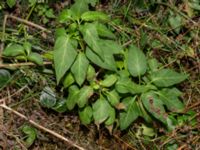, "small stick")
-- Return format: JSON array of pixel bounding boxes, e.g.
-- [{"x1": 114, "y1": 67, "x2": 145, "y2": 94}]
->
[
  {"x1": 7, "y1": 15, "x2": 51, "y2": 33},
  {"x1": 0, "y1": 61, "x2": 52, "y2": 68},
  {"x1": 0, "y1": 104, "x2": 85, "y2": 150}
]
